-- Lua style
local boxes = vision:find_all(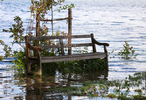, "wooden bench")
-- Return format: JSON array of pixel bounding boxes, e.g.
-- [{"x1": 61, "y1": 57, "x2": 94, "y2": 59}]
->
[{"x1": 25, "y1": 33, "x2": 109, "y2": 76}]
